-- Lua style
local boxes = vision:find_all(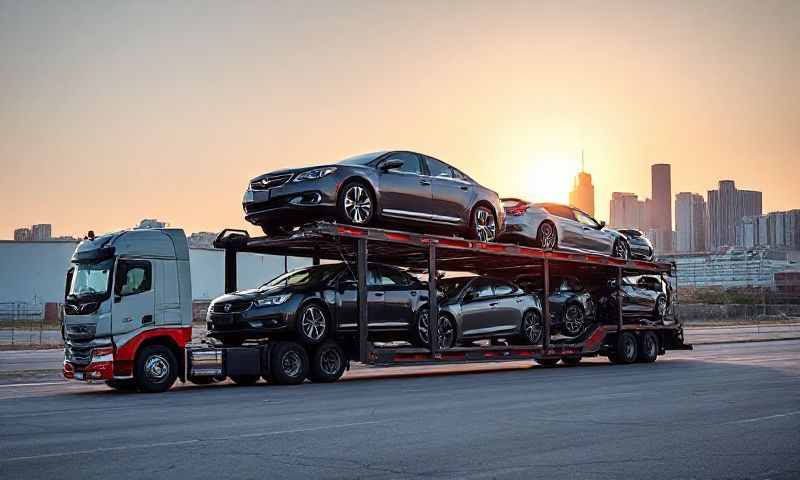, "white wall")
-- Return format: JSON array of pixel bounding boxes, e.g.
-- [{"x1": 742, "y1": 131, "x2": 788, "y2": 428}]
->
[{"x1": 0, "y1": 242, "x2": 310, "y2": 304}]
